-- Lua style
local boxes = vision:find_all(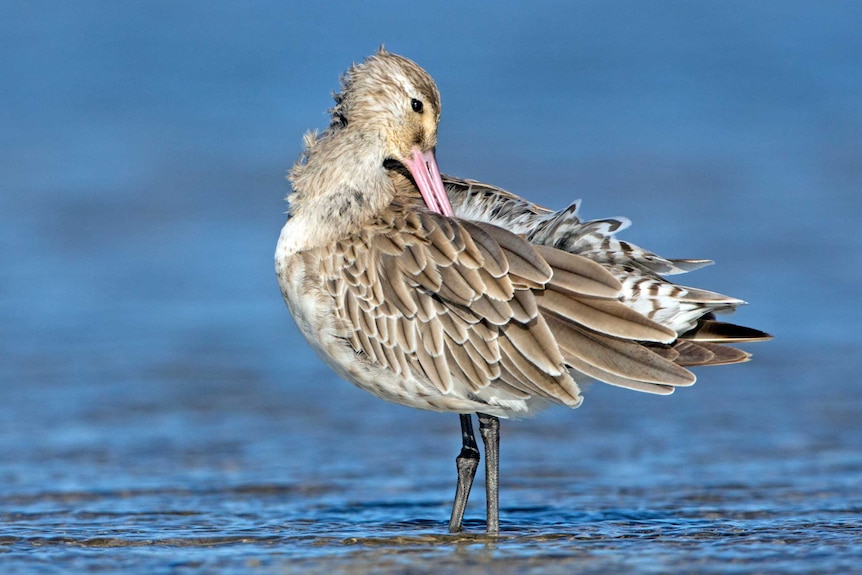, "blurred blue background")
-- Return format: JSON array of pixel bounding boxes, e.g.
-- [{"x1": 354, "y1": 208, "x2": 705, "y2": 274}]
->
[{"x1": 1, "y1": 1, "x2": 860, "y2": 572}]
